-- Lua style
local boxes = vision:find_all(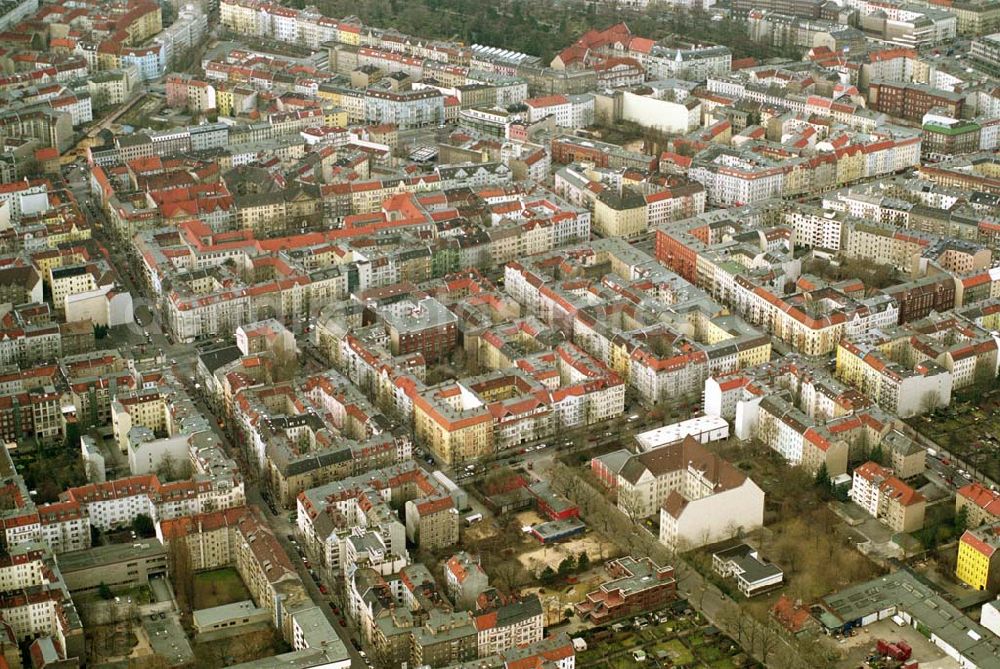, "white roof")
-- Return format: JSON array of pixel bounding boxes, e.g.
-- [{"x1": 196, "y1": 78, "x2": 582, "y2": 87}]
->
[{"x1": 635, "y1": 415, "x2": 729, "y2": 451}]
